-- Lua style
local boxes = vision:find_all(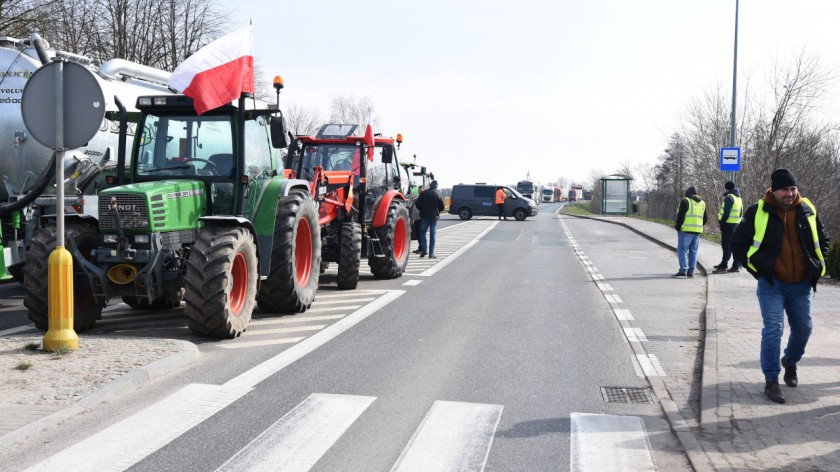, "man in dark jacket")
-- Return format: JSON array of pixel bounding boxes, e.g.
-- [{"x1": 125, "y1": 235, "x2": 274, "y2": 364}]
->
[
  {"x1": 672, "y1": 186, "x2": 707, "y2": 278},
  {"x1": 414, "y1": 180, "x2": 445, "y2": 258},
  {"x1": 714, "y1": 181, "x2": 743, "y2": 274},
  {"x1": 731, "y1": 169, "x2": 830, "y2": 404}
]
